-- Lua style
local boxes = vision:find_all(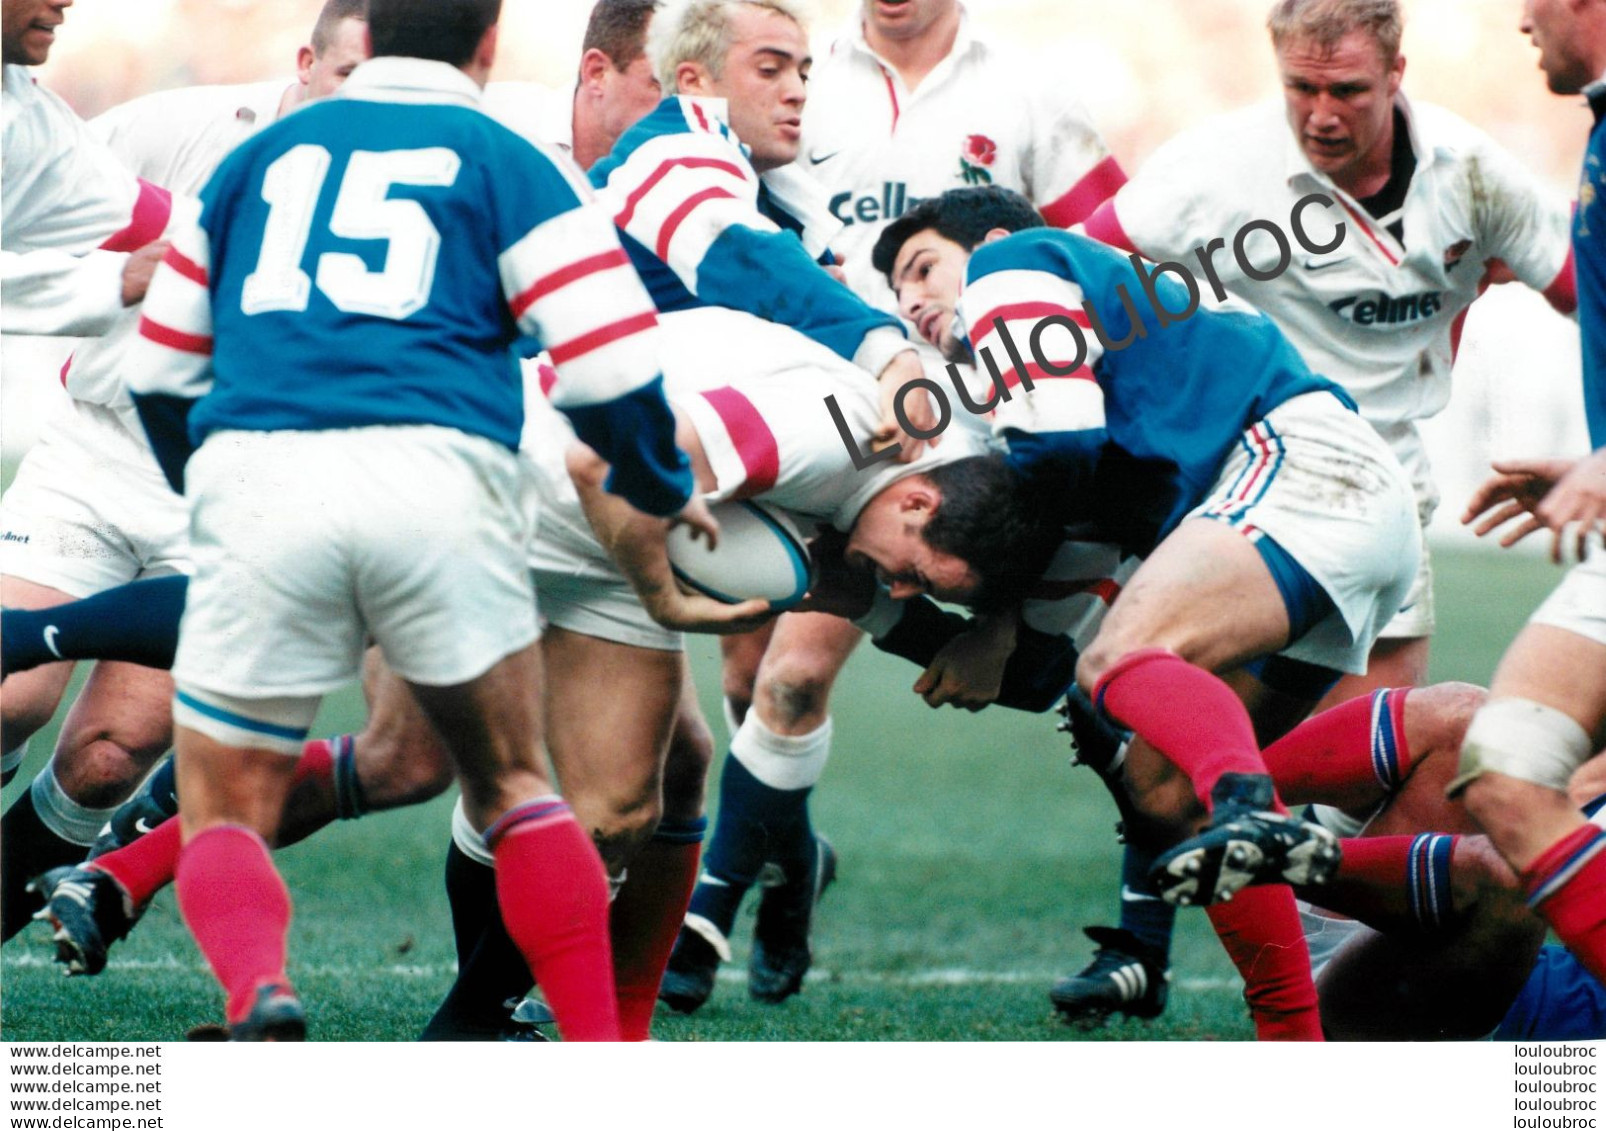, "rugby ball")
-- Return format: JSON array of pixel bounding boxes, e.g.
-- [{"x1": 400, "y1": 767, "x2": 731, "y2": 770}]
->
[{"x1": 667, "y1": 500, "x2": 814, "y2": 611}]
